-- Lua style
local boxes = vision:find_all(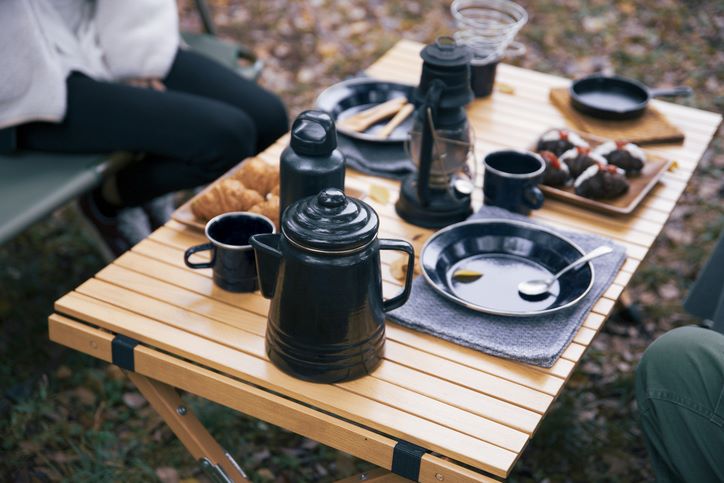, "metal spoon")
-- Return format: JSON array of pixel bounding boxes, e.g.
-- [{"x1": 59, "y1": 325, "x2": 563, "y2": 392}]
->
[{"x1": 518, "y1": 245, "x2": 613, "y2": 297}]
